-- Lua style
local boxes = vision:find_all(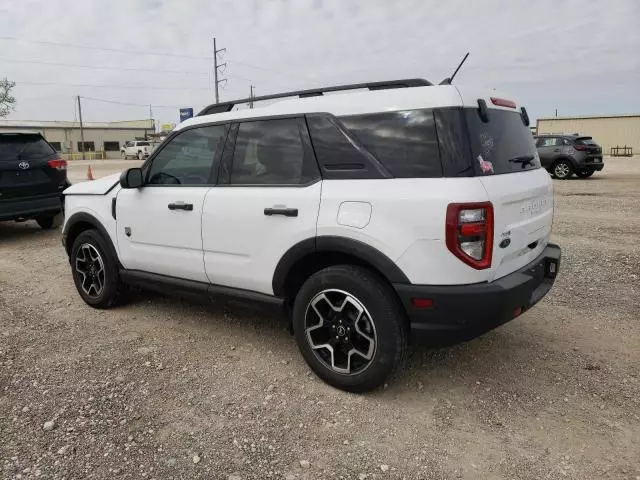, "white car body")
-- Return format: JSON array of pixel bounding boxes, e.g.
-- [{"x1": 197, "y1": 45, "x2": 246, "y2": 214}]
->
[{"x1": 120, "y1": 141, "x2": 151, "y2": 159}]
